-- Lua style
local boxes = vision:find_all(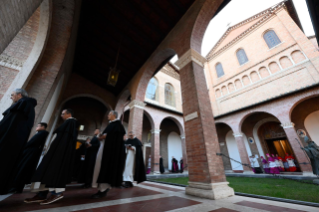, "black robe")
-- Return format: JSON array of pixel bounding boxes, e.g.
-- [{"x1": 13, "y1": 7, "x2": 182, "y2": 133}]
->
[
  {"x1": 73, "y1": 142, "x2": 87, "y2": 181},
  {"x1": 0, "y1": 97, "x2": 37, "y2": 194},
  {"x1": 160, "y1": 158, "x2": 165, "y2": 174},
  {"x1": 97, "y1": 120, "x2": 126, "y2": 187},
  {"x1": 31, "y1": 118, "x2": 78, "y2": 188},
  {"x1": 78, "y1": 136, "x2": 100, "y2": 184},
  {"x1": 124, "y1": 138, "x2": 146, "y2": 183},
  {"x1": 11, "y1": 130, "x2": 49, "y2": 189}
]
